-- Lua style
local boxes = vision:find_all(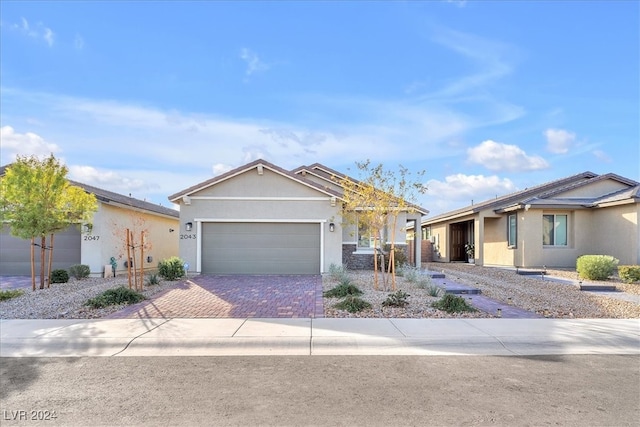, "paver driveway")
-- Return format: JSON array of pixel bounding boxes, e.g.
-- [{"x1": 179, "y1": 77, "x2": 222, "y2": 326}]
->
[{"x1": 106, "y1": 275, "x2": 324, "y2": 319}]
